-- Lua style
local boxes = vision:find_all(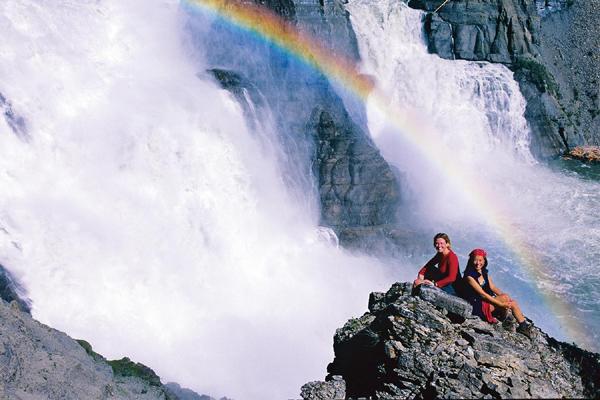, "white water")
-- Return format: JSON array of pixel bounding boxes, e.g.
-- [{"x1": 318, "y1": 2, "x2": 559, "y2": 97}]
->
[
  {"x1": 0, "y1": 1, "x2": 404, "y2": 399},
  {"x1": 346, "y1": 0, "x2": 600, "y2": 350}
]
